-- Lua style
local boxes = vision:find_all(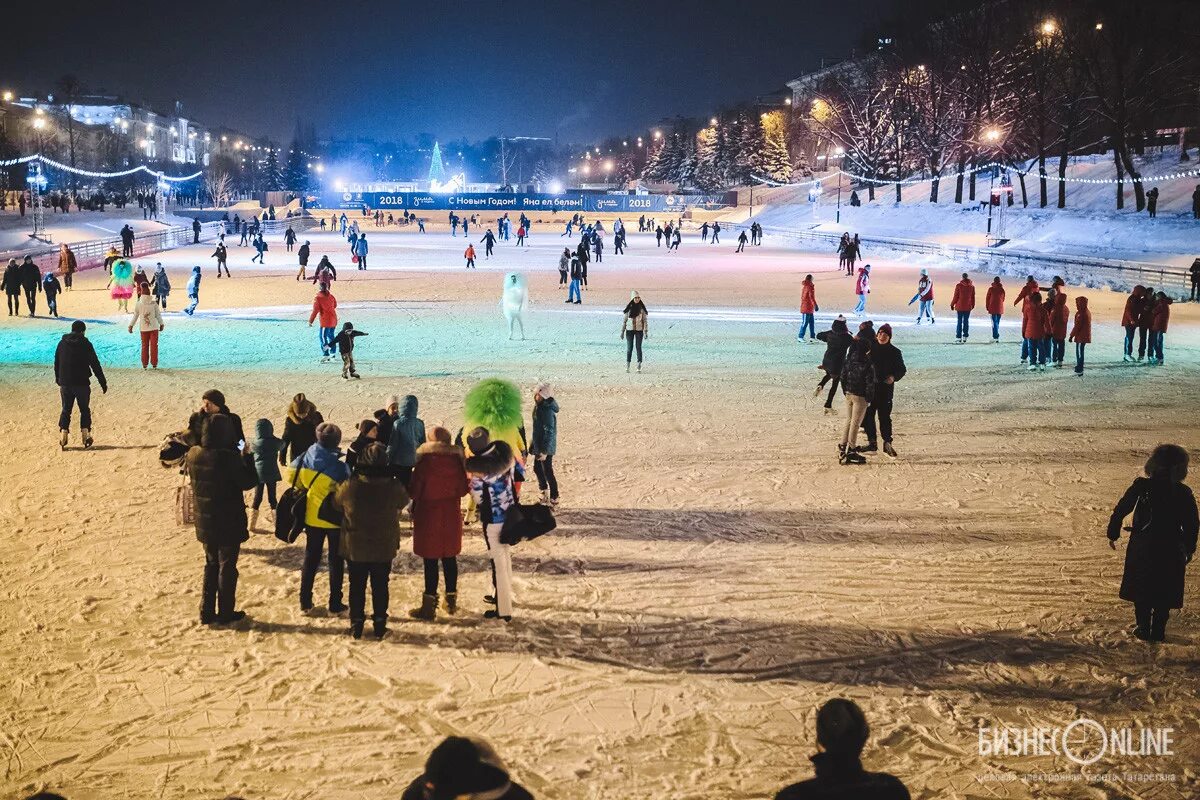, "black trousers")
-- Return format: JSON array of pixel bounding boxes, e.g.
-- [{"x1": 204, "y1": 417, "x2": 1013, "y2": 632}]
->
[
  {"x1": 559, "y1": 270, "x2": 567, "y2": 285},
  {"x1": 625, "y1": 330, "x2": 644, "y2": 364},
  {"x1": 862, "y1": 384, "x2": 894, "y2": 444},
  {"x1": 347, "y1": 560, "x2": 390, "y2": 623},
  {"x1": 300, "y1": 526, "x2": 344, "y2": 607},
  {"x1": 423, "y1": 557, "x2": 458, "y2": 595},
  {"x1": 534, "y1": 454, "x2": 559, "y2": 499},
  {"x1": 6, "y1": 292, "x2": 18, "y2": 314},
  {"x1": 1137, "y1": 327, "x2": 1149, "y2": 358},
  {"x1": 252, "y1": 481, "x2": 277, "y2": 510},
  {"x1": 202, "y1": 541, "x2": 240, "y2": 618},
  {"x1": 818, "y1": 372, "x2": 841, "y2": 409},
  {"x1": 23, "y1": 287, "x2": 37, "y2": 314},
  {"x1": 58, "y1": 384, "x2": 92, "y2": 430},
  {"x1": 1134, "y1": 602, "x2": 1170, "y2": 638}
]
